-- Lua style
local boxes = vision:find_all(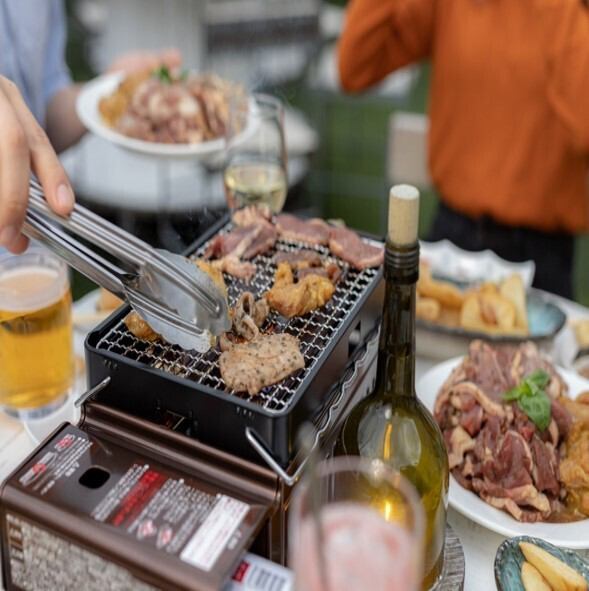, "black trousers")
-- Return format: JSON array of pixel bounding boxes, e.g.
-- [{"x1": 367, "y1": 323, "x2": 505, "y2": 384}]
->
[{"x1": 427, "y1": 202, "x2": 575, "y2": 299}]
